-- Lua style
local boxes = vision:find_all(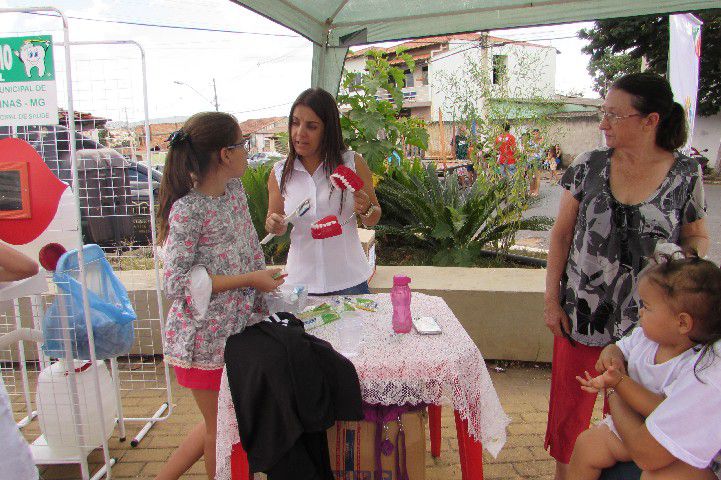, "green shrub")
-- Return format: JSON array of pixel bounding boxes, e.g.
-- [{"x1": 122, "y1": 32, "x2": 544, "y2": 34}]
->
[
  {"x1": 241, "y1": 163, "x2": 290, "y2": 264},
  {"x1": 375, "y1": 159, "x2": 552, "y2": 266}
]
